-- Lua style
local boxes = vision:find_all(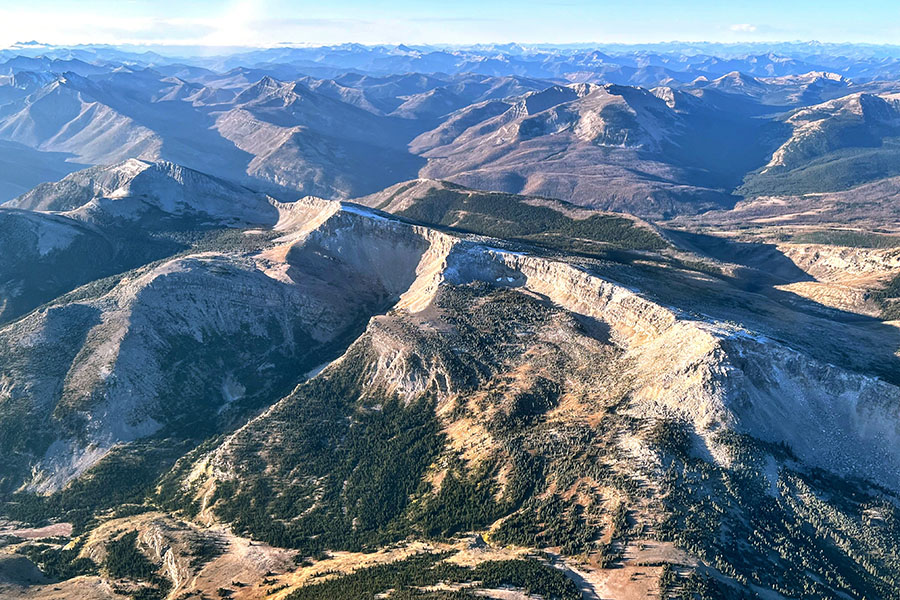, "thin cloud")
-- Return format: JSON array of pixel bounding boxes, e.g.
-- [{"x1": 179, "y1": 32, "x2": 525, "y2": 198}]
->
[
  {"x1": 730, "y1": 24, "x2": 758, "y2": 33},
  {"x1": 254, "y1": 17, "x2": 374, "y2": 27},
  {"x1": 407, "y1": 17, "x2": 501, "y2": 23}
]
